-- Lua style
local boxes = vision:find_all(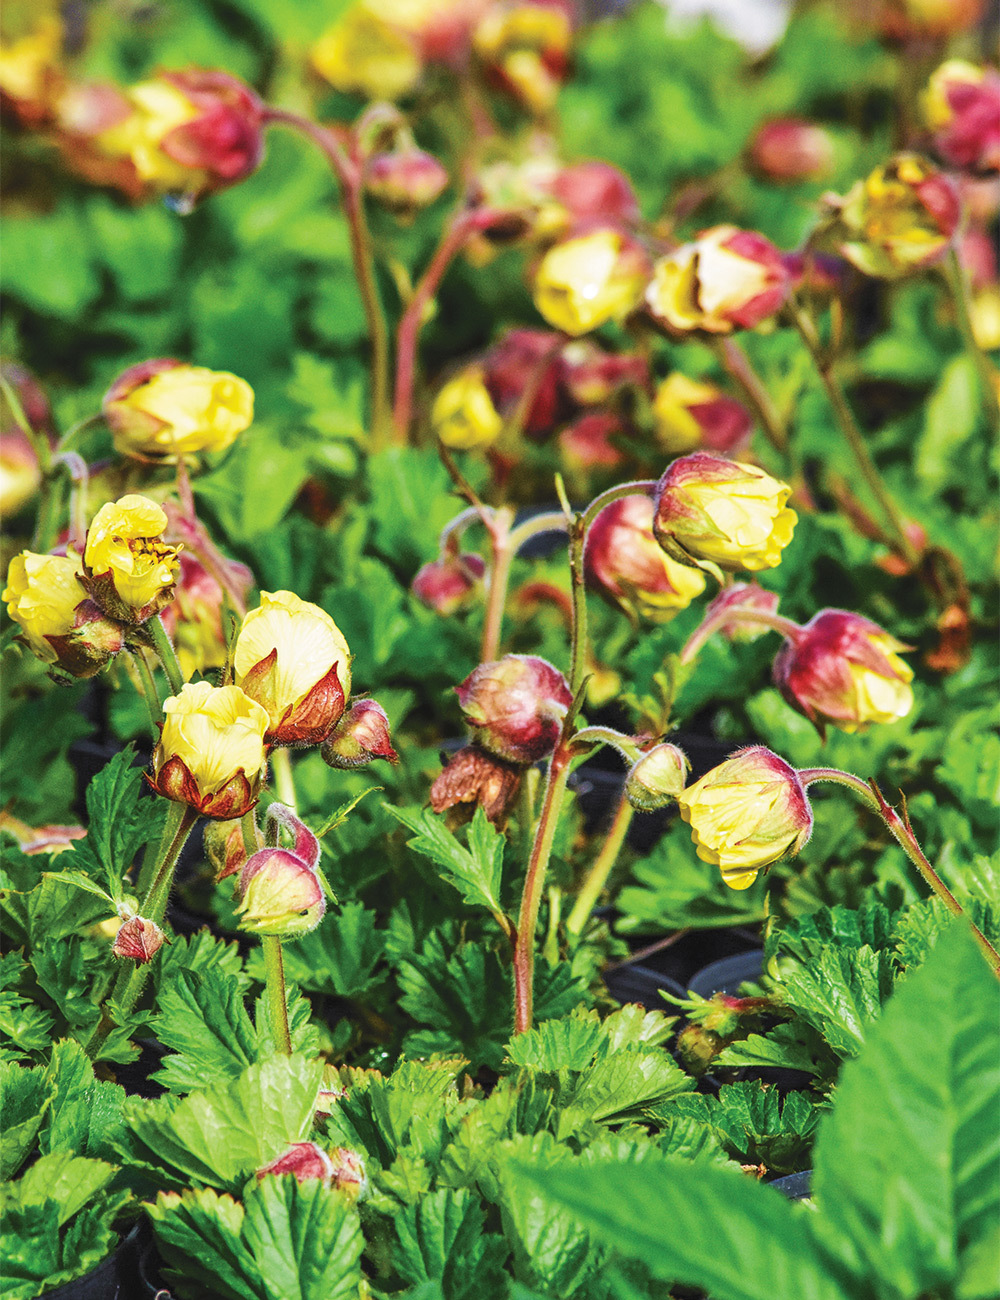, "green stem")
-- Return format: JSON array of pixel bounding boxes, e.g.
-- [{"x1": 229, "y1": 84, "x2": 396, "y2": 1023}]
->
[
  {"x1": 800, "y1": 768, "x2": 1000, "y2": 975},
  {"x1": 572, "y1": 726, "x2": 642, "y2": 766},
  {"x1": 542, "y1": 885, "x2": 562, "y2": 966},
  {"x1": 261, "y1": 935, "x2": 293, "y2": 1055},
  {"x1": 84, "y1": 802, "x2": 198, "y2": 1060},
  {"x1": 270, "y1": 747, "x2": 298, "y2": 811},
  {"x1": 480, "y1": 507, "x2": 516, "y2": 663},
  {"x1": 147, "y1": 615, "x2": 184, "y2": 695},
  {"x1": 789, "y1": 302, "x2": 918, "y2": 567},
  {"x1": 714, "y1": 337, "x2": 789, "y2": 453},
  {"x1": 129, "y1": 648, "x2": 163, "y2": 739},
  {"x1": 943, "y1": 248, "x2": 1000, "y2": 436},
  {"x1": 566, "y1": 793, "x2": 634, "y2": 937},
  {"x1": 513, "y1": 747, "x2": 571, "y2": 1033}
]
